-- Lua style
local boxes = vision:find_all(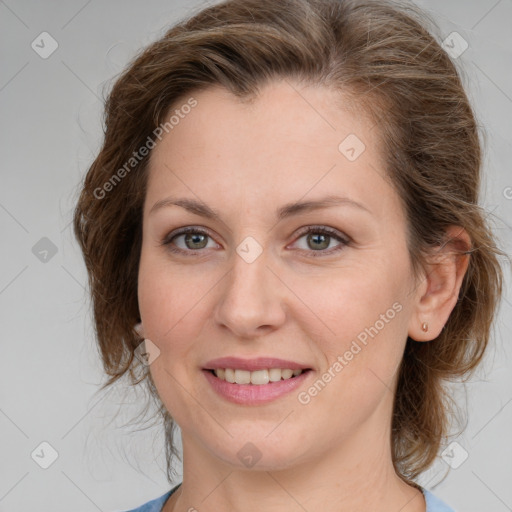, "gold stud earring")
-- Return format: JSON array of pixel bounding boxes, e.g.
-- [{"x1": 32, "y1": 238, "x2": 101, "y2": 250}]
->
[{"x1": 421, "y1": 322, "x2": 429, "y2": 332}]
